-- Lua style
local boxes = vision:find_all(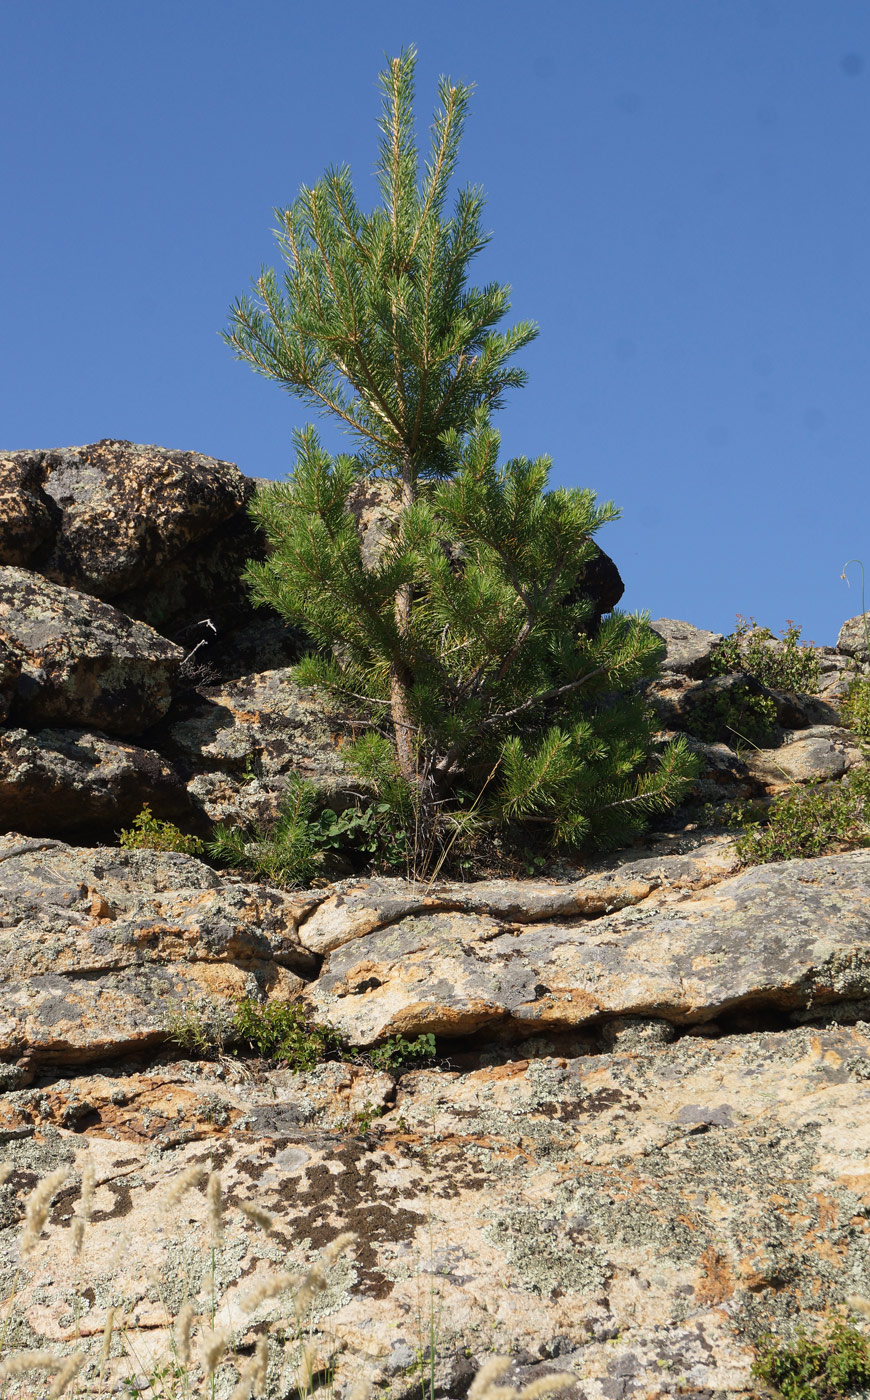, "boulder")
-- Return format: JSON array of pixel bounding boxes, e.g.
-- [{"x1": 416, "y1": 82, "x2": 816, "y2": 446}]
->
[
  {"x1": 0, "y1": 637, "x2": 21, "y2": 724},
  {"x1": 648, "y1": 617, "x2": 723, "y2": 678},
  {"x1": 0, "y1": 567, "x2": 182, "y2": 734},
  {"x1": 838, "y1": 611, "x2": 870, "y2": 665},
  {"x1": 0, "y1": 728, "x2": 190, "y2": 837},
  {"x1": 0, "y1": 452, "x2": 58, "y2": 565},
  {"x1": 1, "y1": 440, "x2": 250, "y2": 594},
  {"x1": 1, "y1": 1023, "x2": 869, "y2": 1398}
]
